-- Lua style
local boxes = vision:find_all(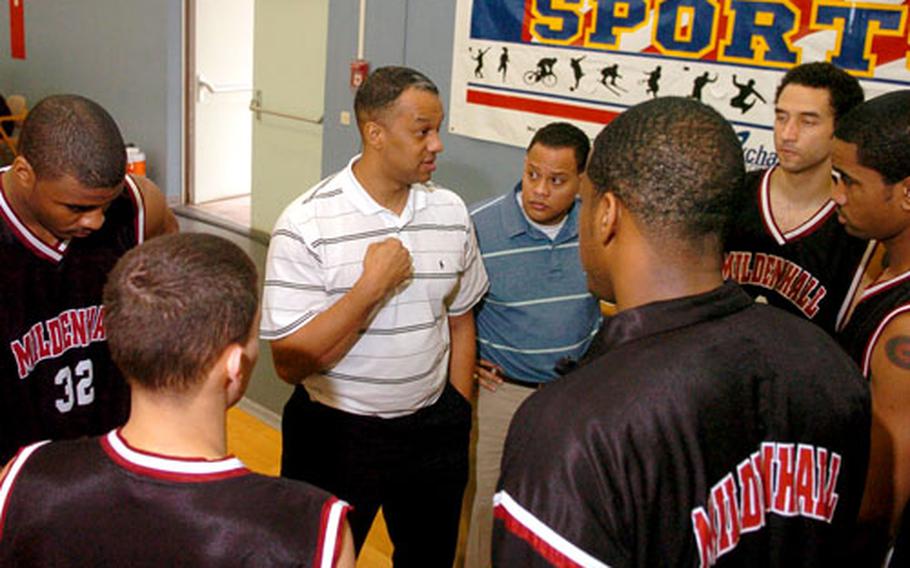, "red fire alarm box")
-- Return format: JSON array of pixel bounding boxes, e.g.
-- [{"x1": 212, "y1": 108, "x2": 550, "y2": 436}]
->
[
  {"x1": 9, "y1": 0, "x2": 26, "y2": 59},
  {"x1": 350, "y1": 59, "x2": 369, "y2": 89}
]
